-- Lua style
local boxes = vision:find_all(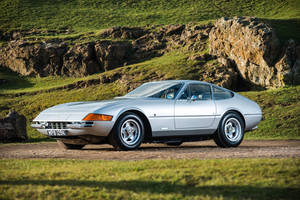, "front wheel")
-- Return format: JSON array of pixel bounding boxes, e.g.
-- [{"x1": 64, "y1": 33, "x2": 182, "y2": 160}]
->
[
  {"x1": 109, "y1": 112, "x2": 144, "y2": 150},
  {"x1": 213, "y1": 112, "x2": 244, "y2": 148}
]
